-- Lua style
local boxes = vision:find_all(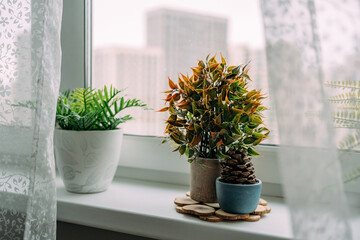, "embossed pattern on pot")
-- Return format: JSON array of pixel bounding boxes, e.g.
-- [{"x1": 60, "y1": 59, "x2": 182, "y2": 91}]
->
[{"x1": 54, "y1": 129, "x2": 123, "y2": 193}]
